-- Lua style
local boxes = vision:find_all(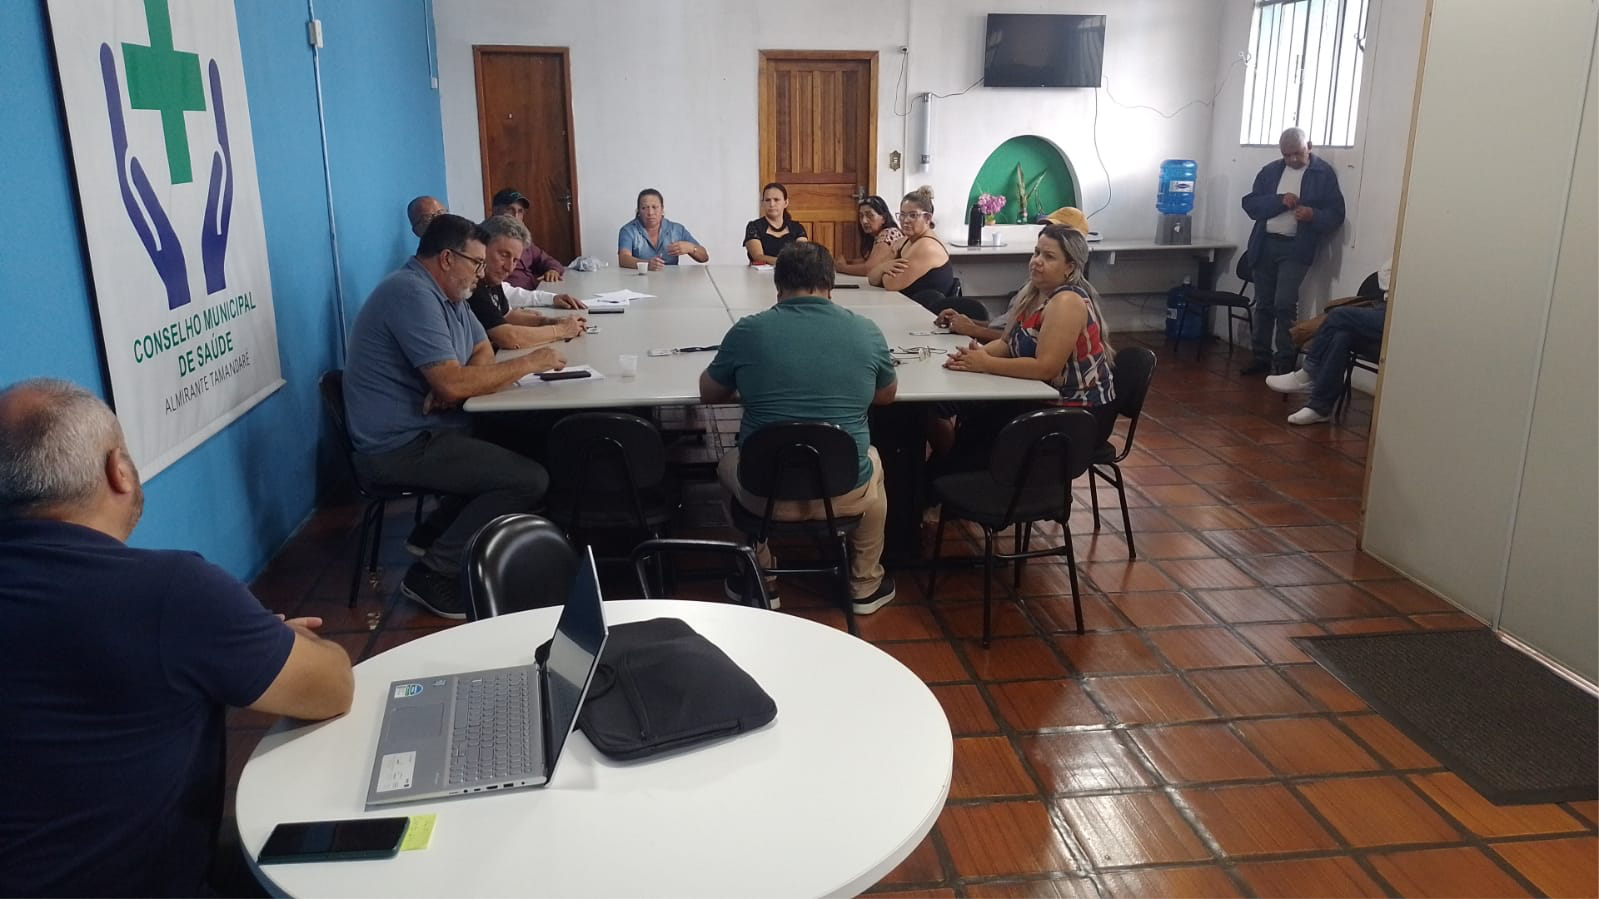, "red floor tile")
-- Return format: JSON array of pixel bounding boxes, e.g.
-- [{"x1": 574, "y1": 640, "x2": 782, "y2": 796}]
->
[
  {"x1": 1054, "y1": 632, "x2": 1166, "y2": 674},
  {"x1": 1108, "y1": 592, "x2": 1217, "y2": 628},
  {"x1": 1085, "y1": 674, "x2": 1218, "y2": 725},
  {"x1": 1130, "y1": 723, "x2": 1273, "y2": 784},
  {"x1": 1366, "y1": 847, "x2": 1533, "y2": 898},
  {"x1": 1058, "y1": 792, "x2": 1211, "y2": 867},
  {"x1": 1180, "y1": 783, "x2": 1341, "y2": 856},
  {"x1": 988, "y1": 679, "x2": 1107, "y2": 731},
  {"x1": 1021, "y1": 730, "x2": 1158, "y2": 794},
  {"x1": 938, "y1": 801, "x2": 1079, "y2": 878}
]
